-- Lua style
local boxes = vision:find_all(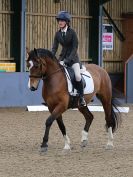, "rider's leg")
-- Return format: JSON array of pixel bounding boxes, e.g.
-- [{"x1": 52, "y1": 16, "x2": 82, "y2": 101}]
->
[{"x1": 72, "y1": 63, "x2": 86, "y2": 106}]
